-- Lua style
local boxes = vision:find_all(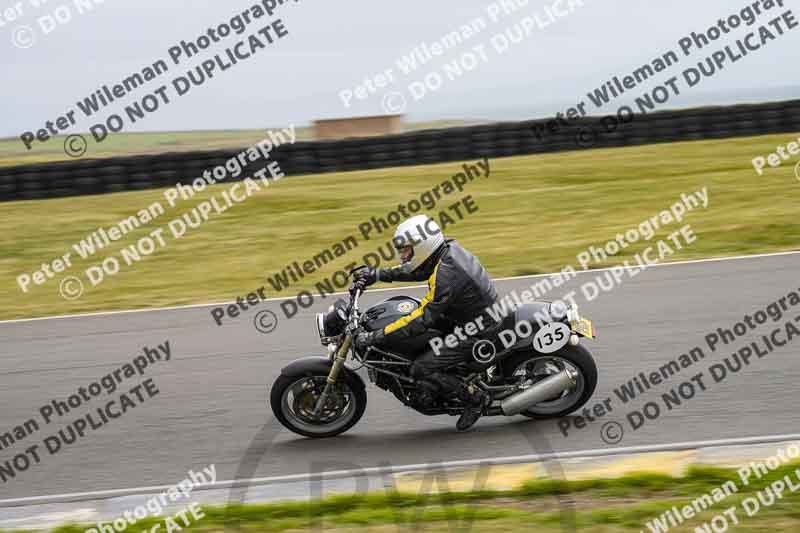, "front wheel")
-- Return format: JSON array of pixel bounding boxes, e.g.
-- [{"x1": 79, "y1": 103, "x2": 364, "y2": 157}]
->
[
  {"x1": 270, "y1": 373, "x2": 367, "y2": 438},
  {"x1": 502, "y1": 343, "x2": 598, "y2": 419}
]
